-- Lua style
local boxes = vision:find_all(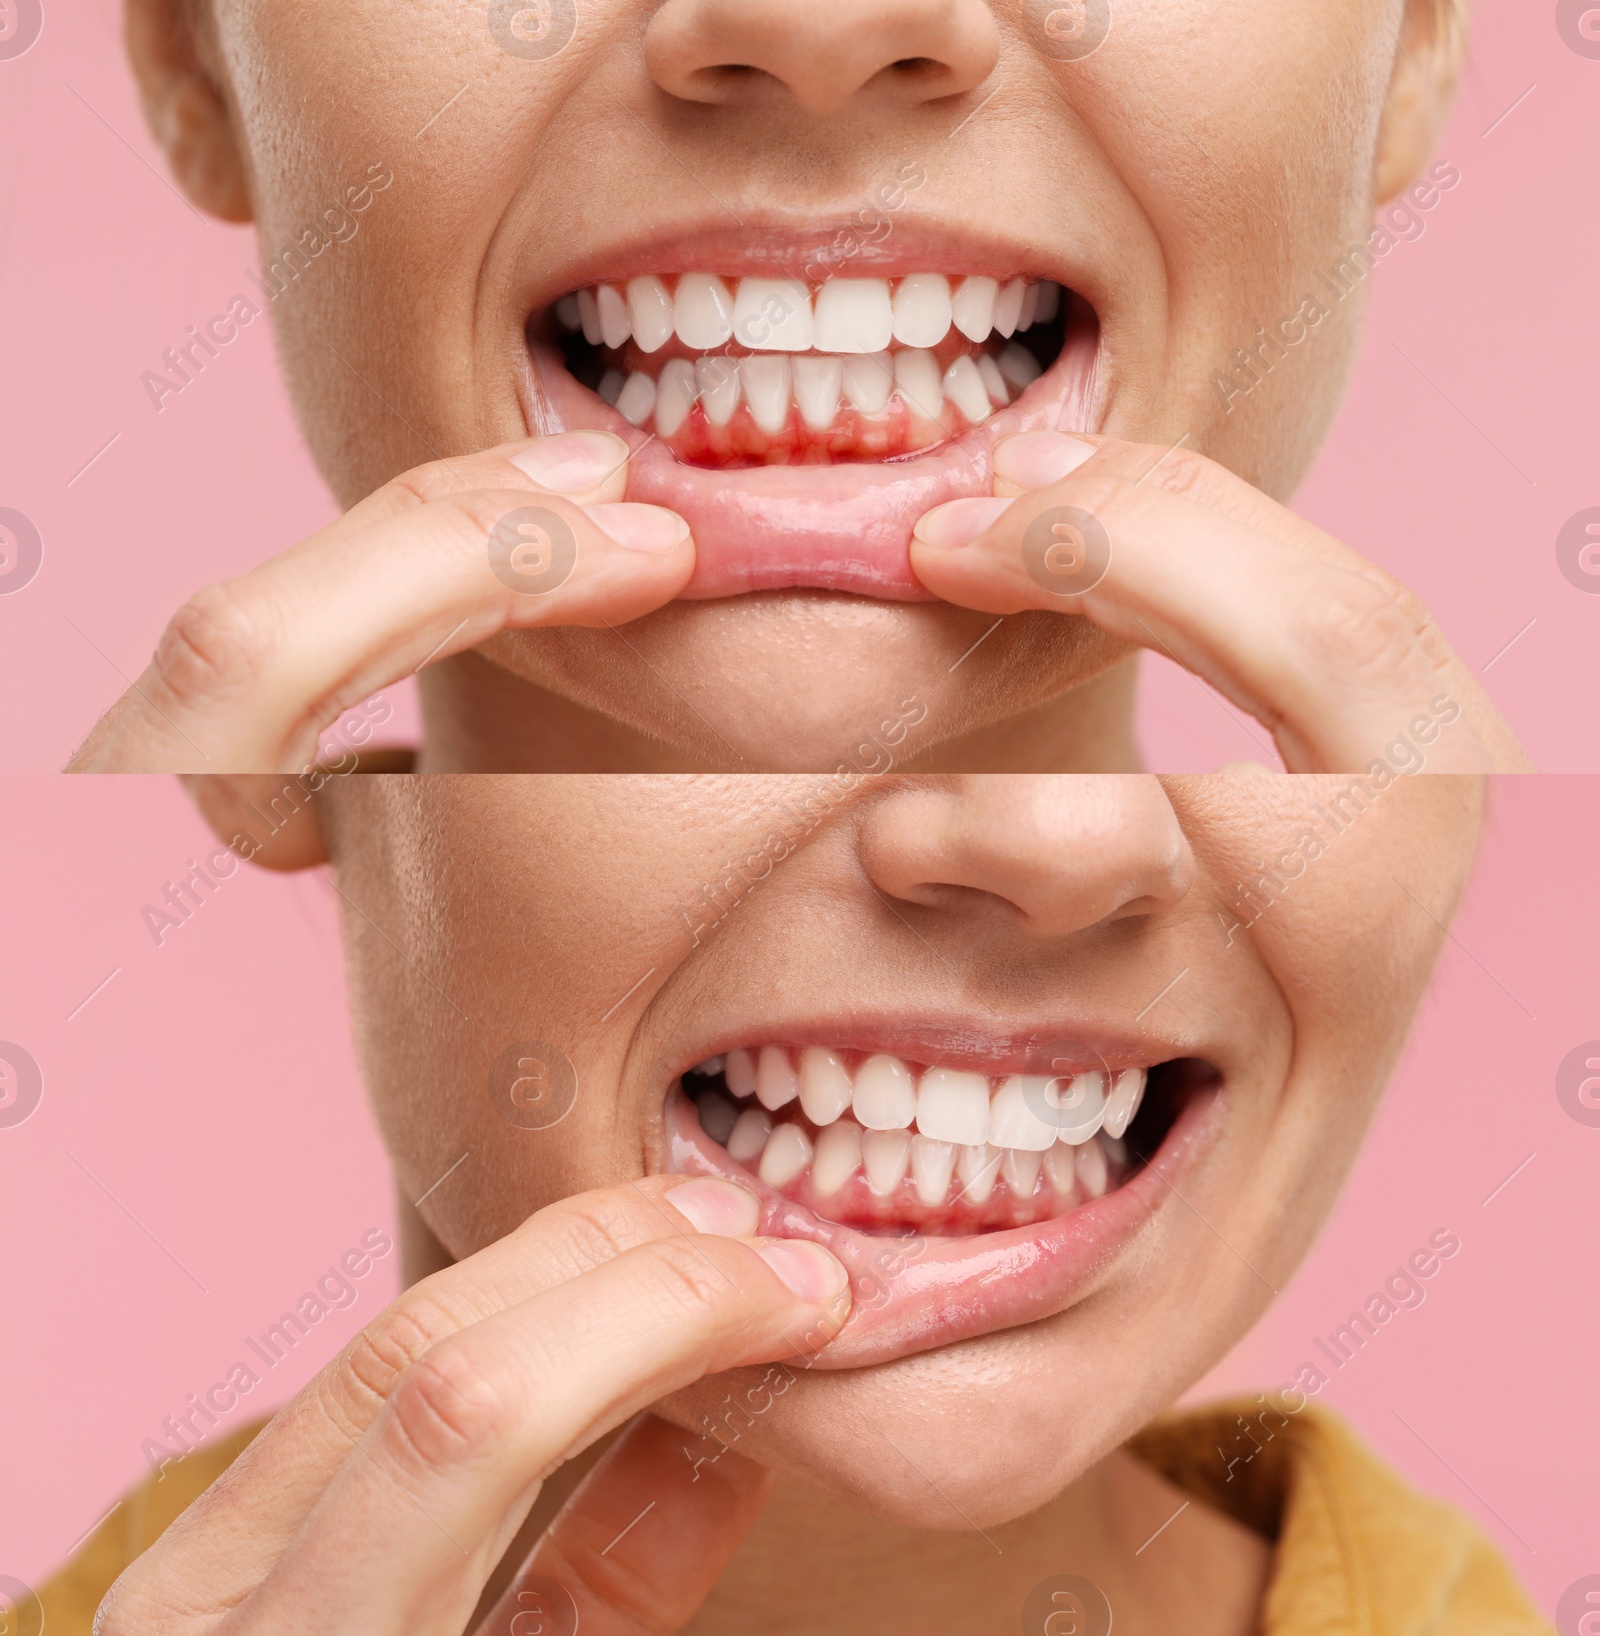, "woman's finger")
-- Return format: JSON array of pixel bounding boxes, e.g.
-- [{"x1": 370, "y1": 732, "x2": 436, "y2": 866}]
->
[
  {"x1": 243, "y1": 1233, "x2": 848, "y2": 1634},
  {"x1": 66, "y1": 432, "x2": 692, "y2": 774},
  {"x1": 910, "y1": 433, "x2": 1530, "y2": 772},
  {"x1": 478, "y1": 1414, "x2": 773, "y2": 1636}
]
